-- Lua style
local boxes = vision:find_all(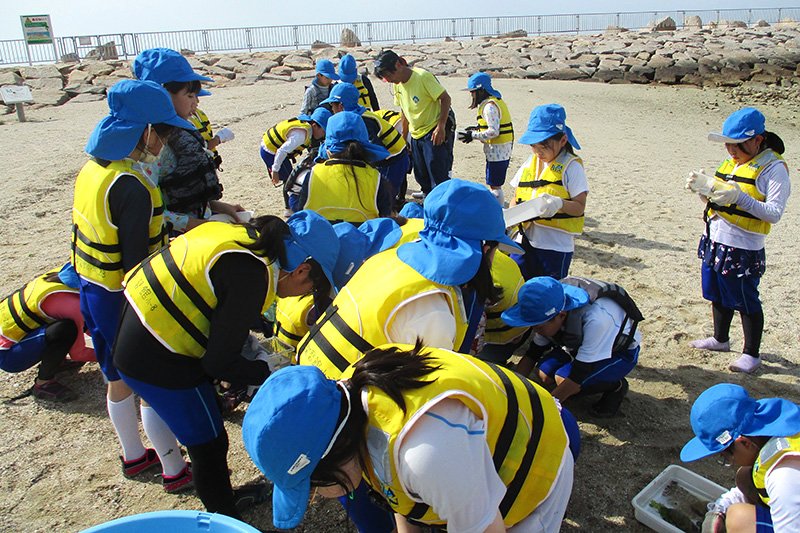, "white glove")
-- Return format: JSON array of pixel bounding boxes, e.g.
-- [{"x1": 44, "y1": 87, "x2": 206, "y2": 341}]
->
[
  {"x1": 686, "y1": 170, "x2": 716, "y2": 196},
  {"x1": 710, "y1": 181, "x2": 742, "y2": 206},
  {"x1": 215, "y1": 127, "x2": 235, "y2": 143},
  {"x1": 710, "y1": 487, "x2": 746, "y2": 515},
  {"x1": 539, "y1": 194, "x2": 564, "y2": 218}
]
